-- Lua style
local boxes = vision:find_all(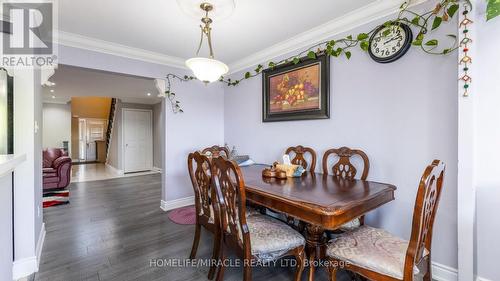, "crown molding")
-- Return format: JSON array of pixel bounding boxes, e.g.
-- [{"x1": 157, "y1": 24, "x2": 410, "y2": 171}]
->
[
  {"x1": 55, "y1": 31, "x2": 187, "y2": 69},
  {"x1": 54, "y1": 0, "x2": 429, "y2": 74},
  {"x1": 227, "y1": 0, "x2": 429, "y2": 74}
]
